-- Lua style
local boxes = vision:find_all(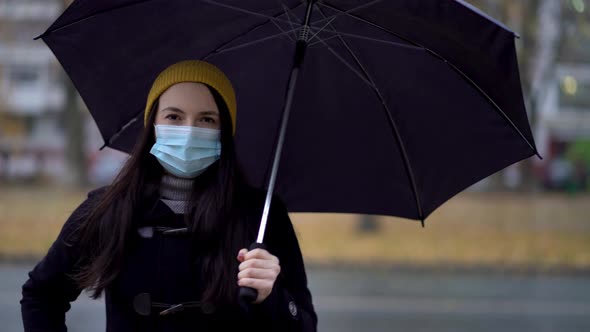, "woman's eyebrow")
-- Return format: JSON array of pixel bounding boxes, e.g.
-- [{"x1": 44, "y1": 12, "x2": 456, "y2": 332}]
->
[
  {"x1": 161, "y1": 107, "x2": 185, "y2": 114},
  {"x1": 161, "y1": 107, "x2": 218, "y2": 116},
  {"x1": 199, "y1": 110, "x2": 219, "y2": 116}
]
